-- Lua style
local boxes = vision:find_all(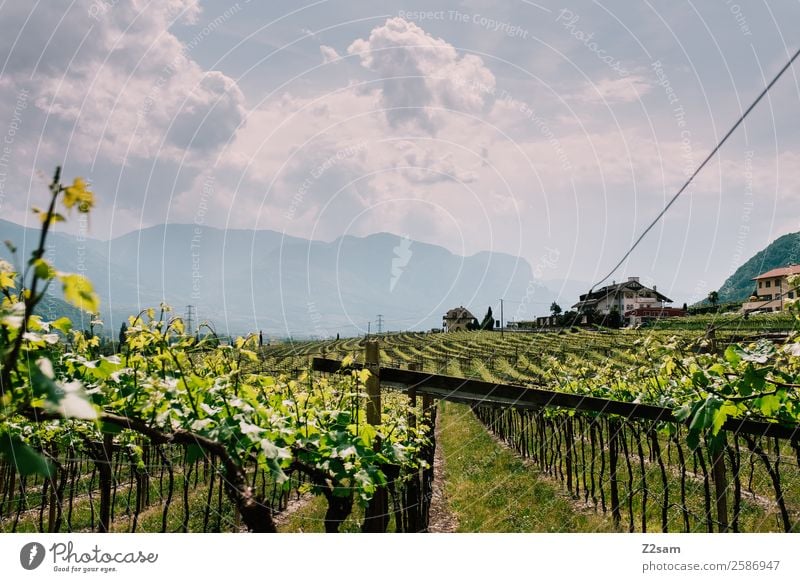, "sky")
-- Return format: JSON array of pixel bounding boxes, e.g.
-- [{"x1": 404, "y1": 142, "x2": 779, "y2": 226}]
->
[{"x1": 1, "y1": 0, "x2": 799, "y2": 308}]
